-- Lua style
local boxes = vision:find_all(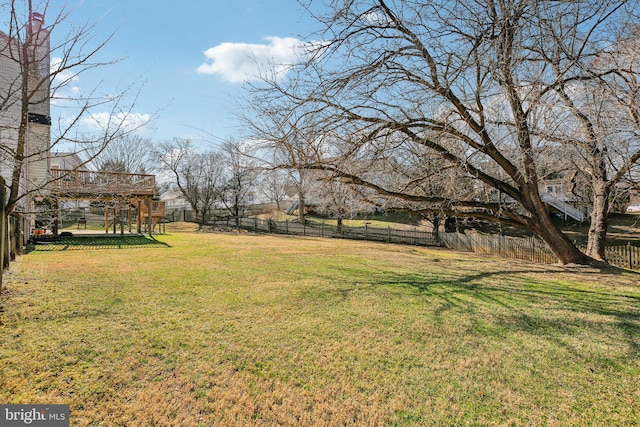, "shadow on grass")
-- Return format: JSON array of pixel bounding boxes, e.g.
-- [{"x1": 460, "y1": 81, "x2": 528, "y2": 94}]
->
[
  {"x1": 330, "y1": 265, "x2": 640, "y2": 362},
  {"x1": 26, "y1": 234, "x2": 171, "y2": 251}
]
